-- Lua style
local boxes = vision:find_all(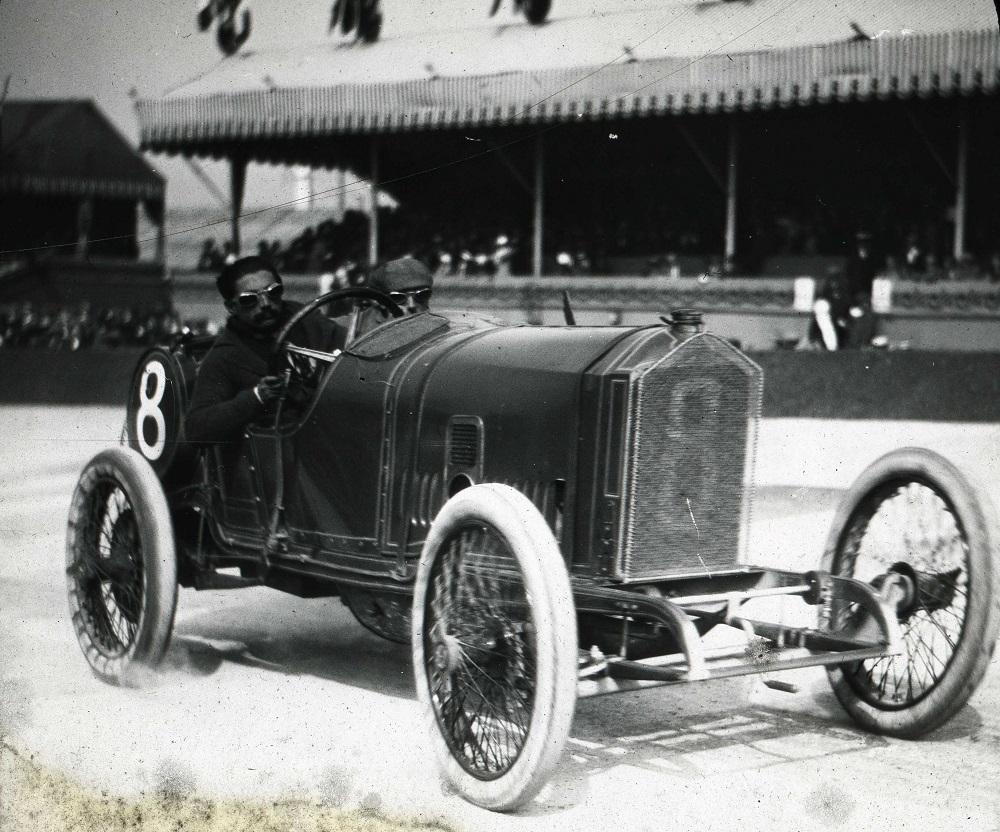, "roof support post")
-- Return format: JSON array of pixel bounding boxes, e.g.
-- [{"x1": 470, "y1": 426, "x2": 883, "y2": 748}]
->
[
  {"x1": 155, "y1": 212, "x2": 166, "y2": 263},
  {"x1": 953, "y1": 100, "x2": 968, "y2": 262},
  {"x1": 335, "y1": 167, "x2": 346, "y2": 223},
  {"x1": 75, "y1": 196, "x2": 93, "y2": 260},
  {"x1": 533, "y1": 132, "x2": 544, "y2": 278},
  {"x1": 724, "y1": 118, "x2": 739, "y2": 268},
  {"x1": 369, "y1": 137, "x2": 380, "y2": 266},
  {"x1": 229, "y1": 155, "x2": 247, "y2": 256}
]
